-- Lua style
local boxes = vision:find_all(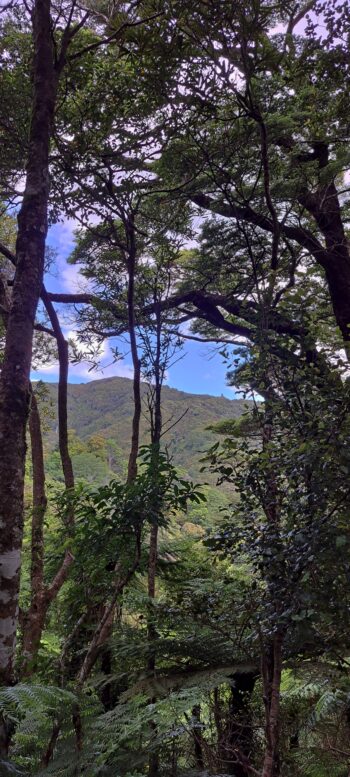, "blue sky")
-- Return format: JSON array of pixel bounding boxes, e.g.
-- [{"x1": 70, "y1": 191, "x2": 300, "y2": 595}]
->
[{"x1": 32, "y1": 219, "x2": 241, "y2": 399}]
